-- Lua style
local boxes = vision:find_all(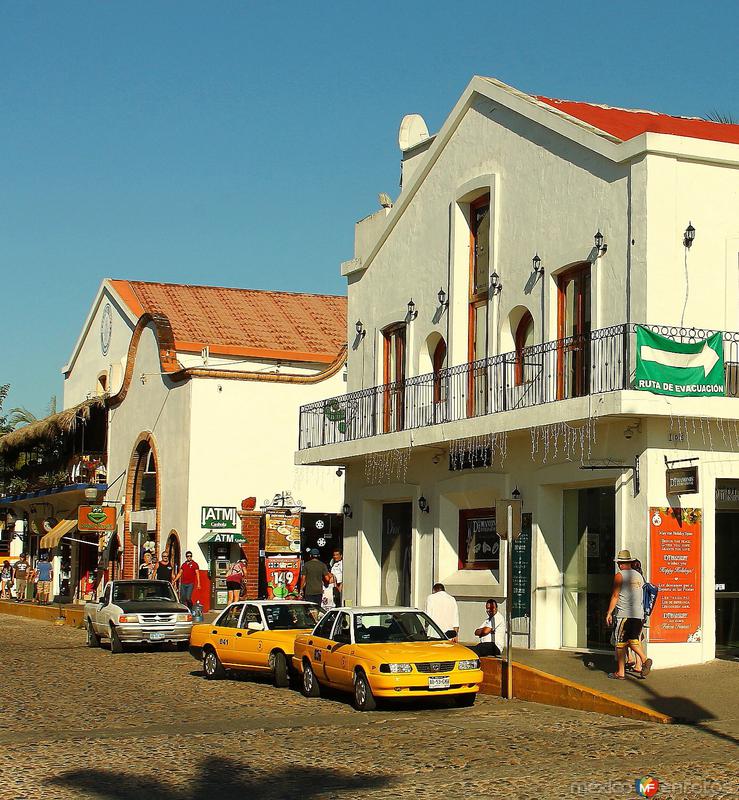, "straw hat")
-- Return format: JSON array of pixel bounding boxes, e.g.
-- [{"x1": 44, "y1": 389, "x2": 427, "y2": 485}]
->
[{"x1": 614, "y1": 549, "x2": 637, "y2": 562}]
